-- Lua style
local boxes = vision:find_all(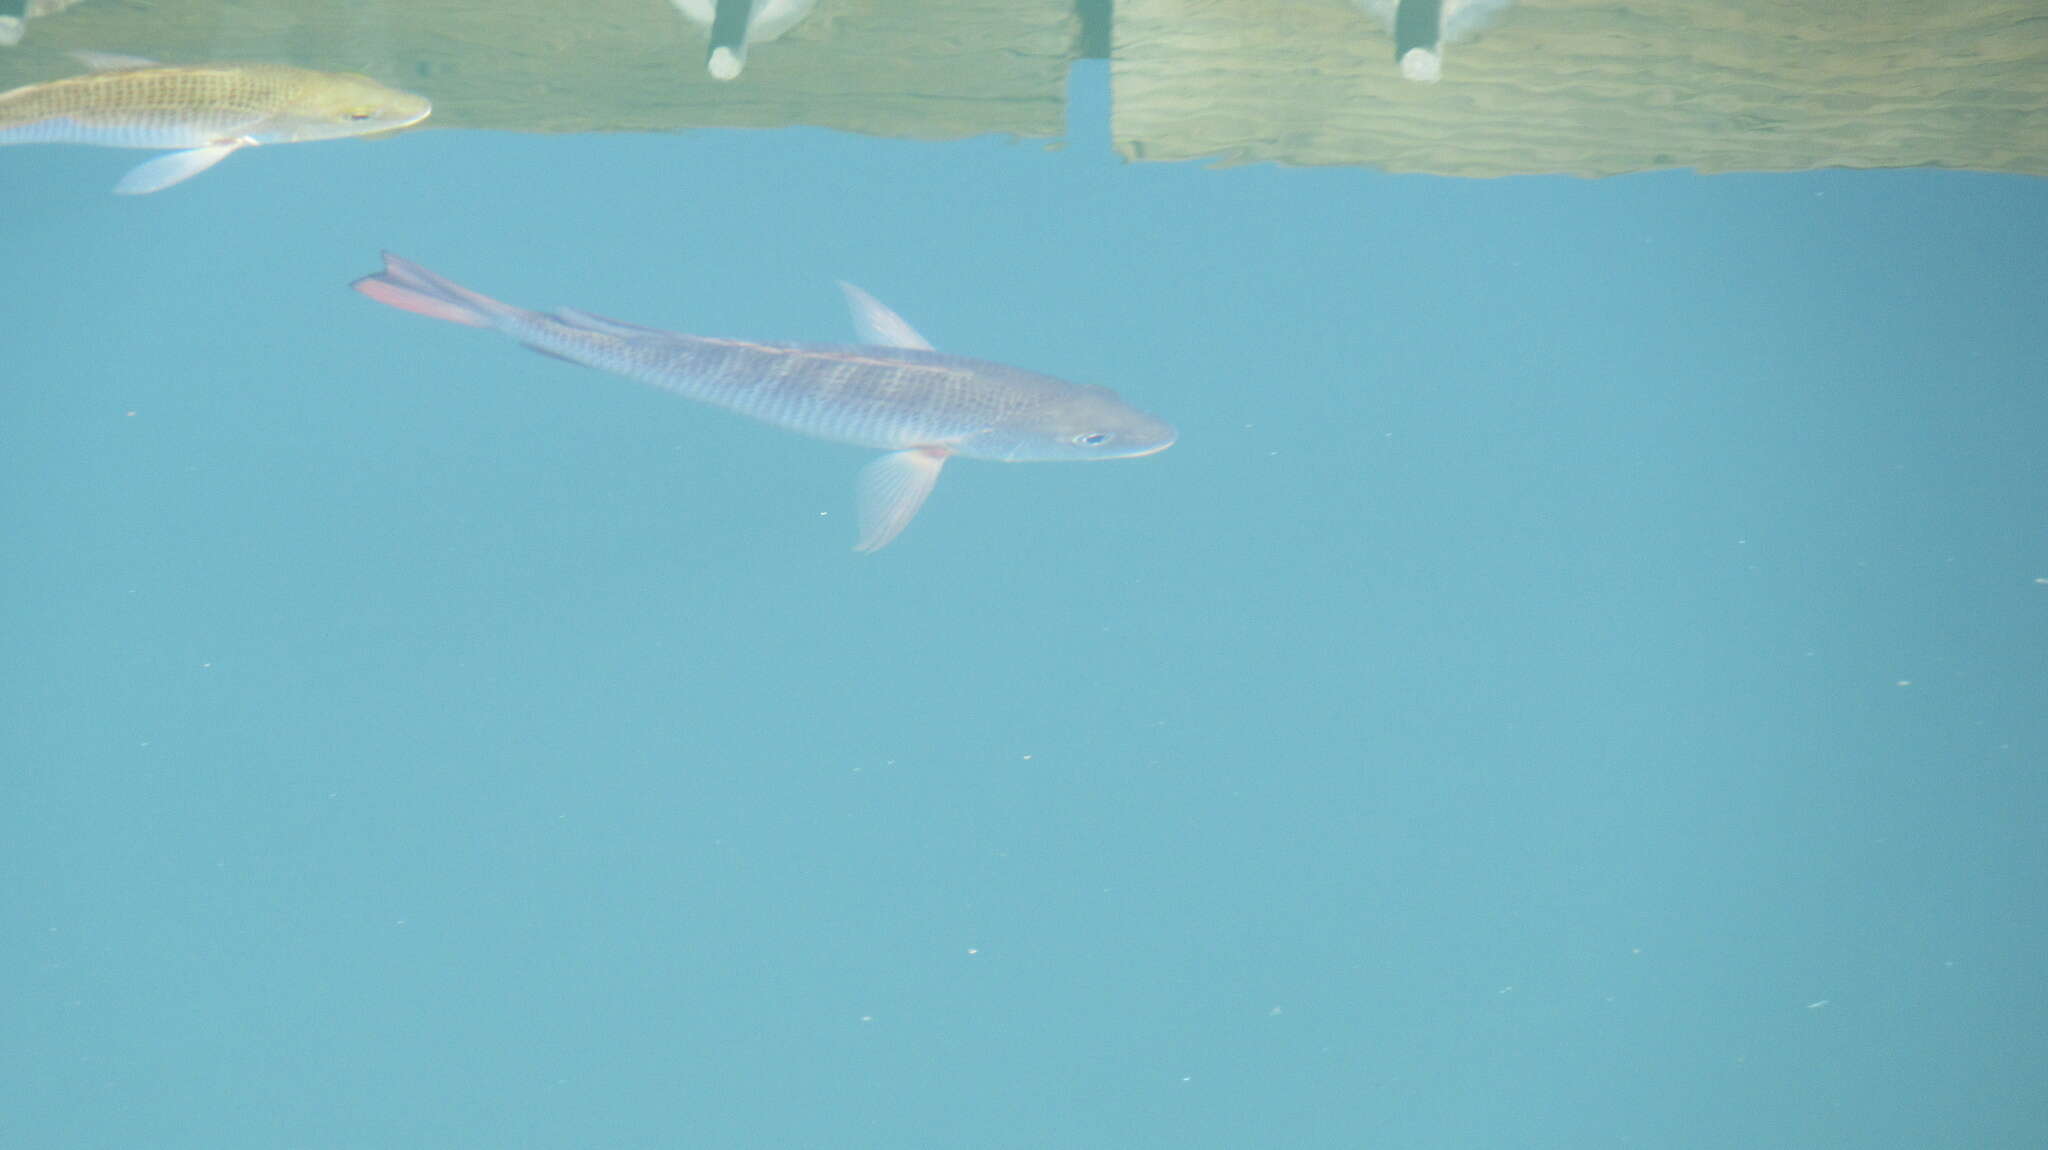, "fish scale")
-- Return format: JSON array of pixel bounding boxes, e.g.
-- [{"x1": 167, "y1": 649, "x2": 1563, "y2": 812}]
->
[
  {"x1": 518, "y1": 321, "x2": 1005, "y2": 451},
  {"x1": 2, "y1": 66, "x2": 320, "y2": 146}
]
